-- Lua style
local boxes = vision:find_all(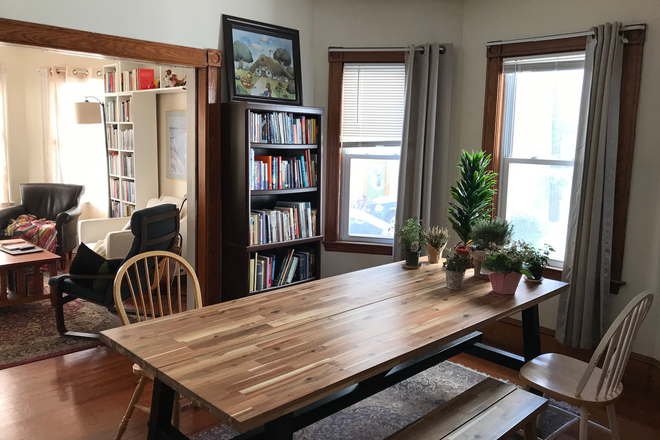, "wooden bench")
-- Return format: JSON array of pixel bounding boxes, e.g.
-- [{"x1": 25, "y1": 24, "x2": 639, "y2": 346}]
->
[{"x1": 386, "y1": 377, "x2": 547, "y2": 440}]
